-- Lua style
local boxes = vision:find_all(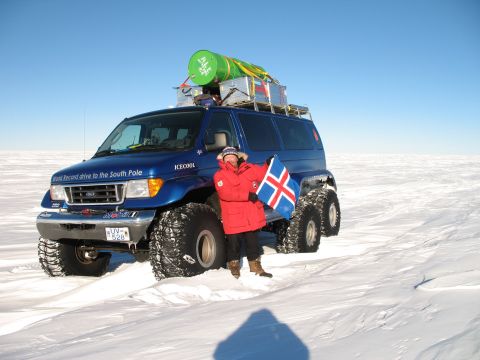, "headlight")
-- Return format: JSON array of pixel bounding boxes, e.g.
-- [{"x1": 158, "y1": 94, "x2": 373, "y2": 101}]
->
[
  {"x1": 50, "y1": 185, "x2": 65, "y2": 200},
  {"x1": 126, "y1": 178, "x2": 163, "y2": 198}
]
